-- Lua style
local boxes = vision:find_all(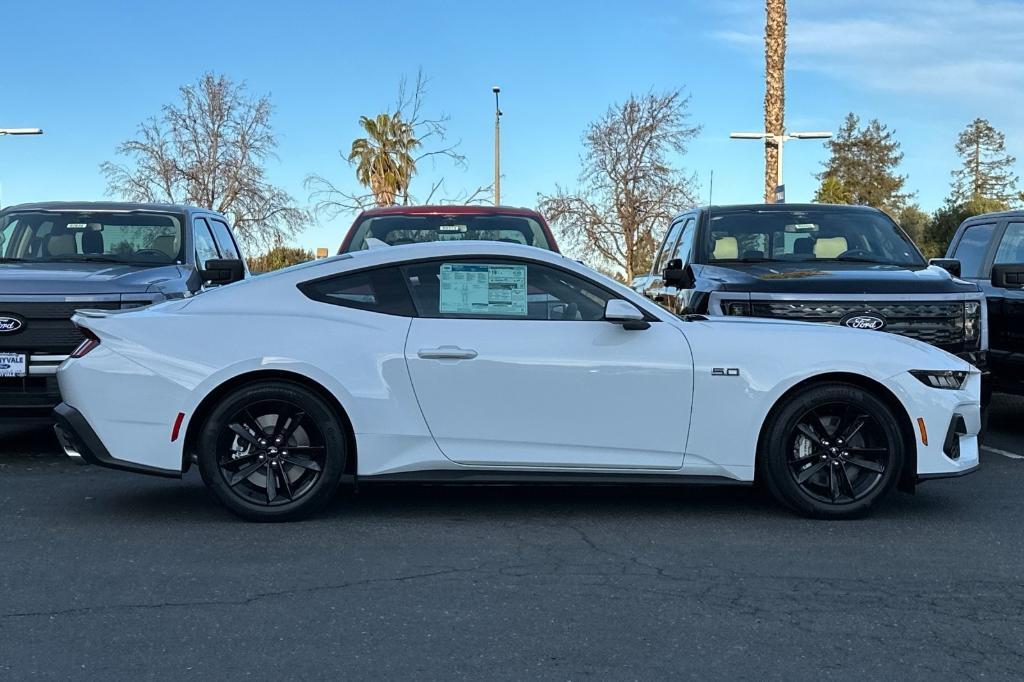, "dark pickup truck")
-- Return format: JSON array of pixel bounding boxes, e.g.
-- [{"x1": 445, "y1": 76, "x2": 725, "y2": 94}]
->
[
  {"x1": 637, "y1": 203, "x2": 987, "y2": 368},
  {"x1": 0, "y1": 202, "x2": 248, "y2": 422},
  {"x1": 945, "y1": 210, "x2": 1024, "y2": 395}
]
